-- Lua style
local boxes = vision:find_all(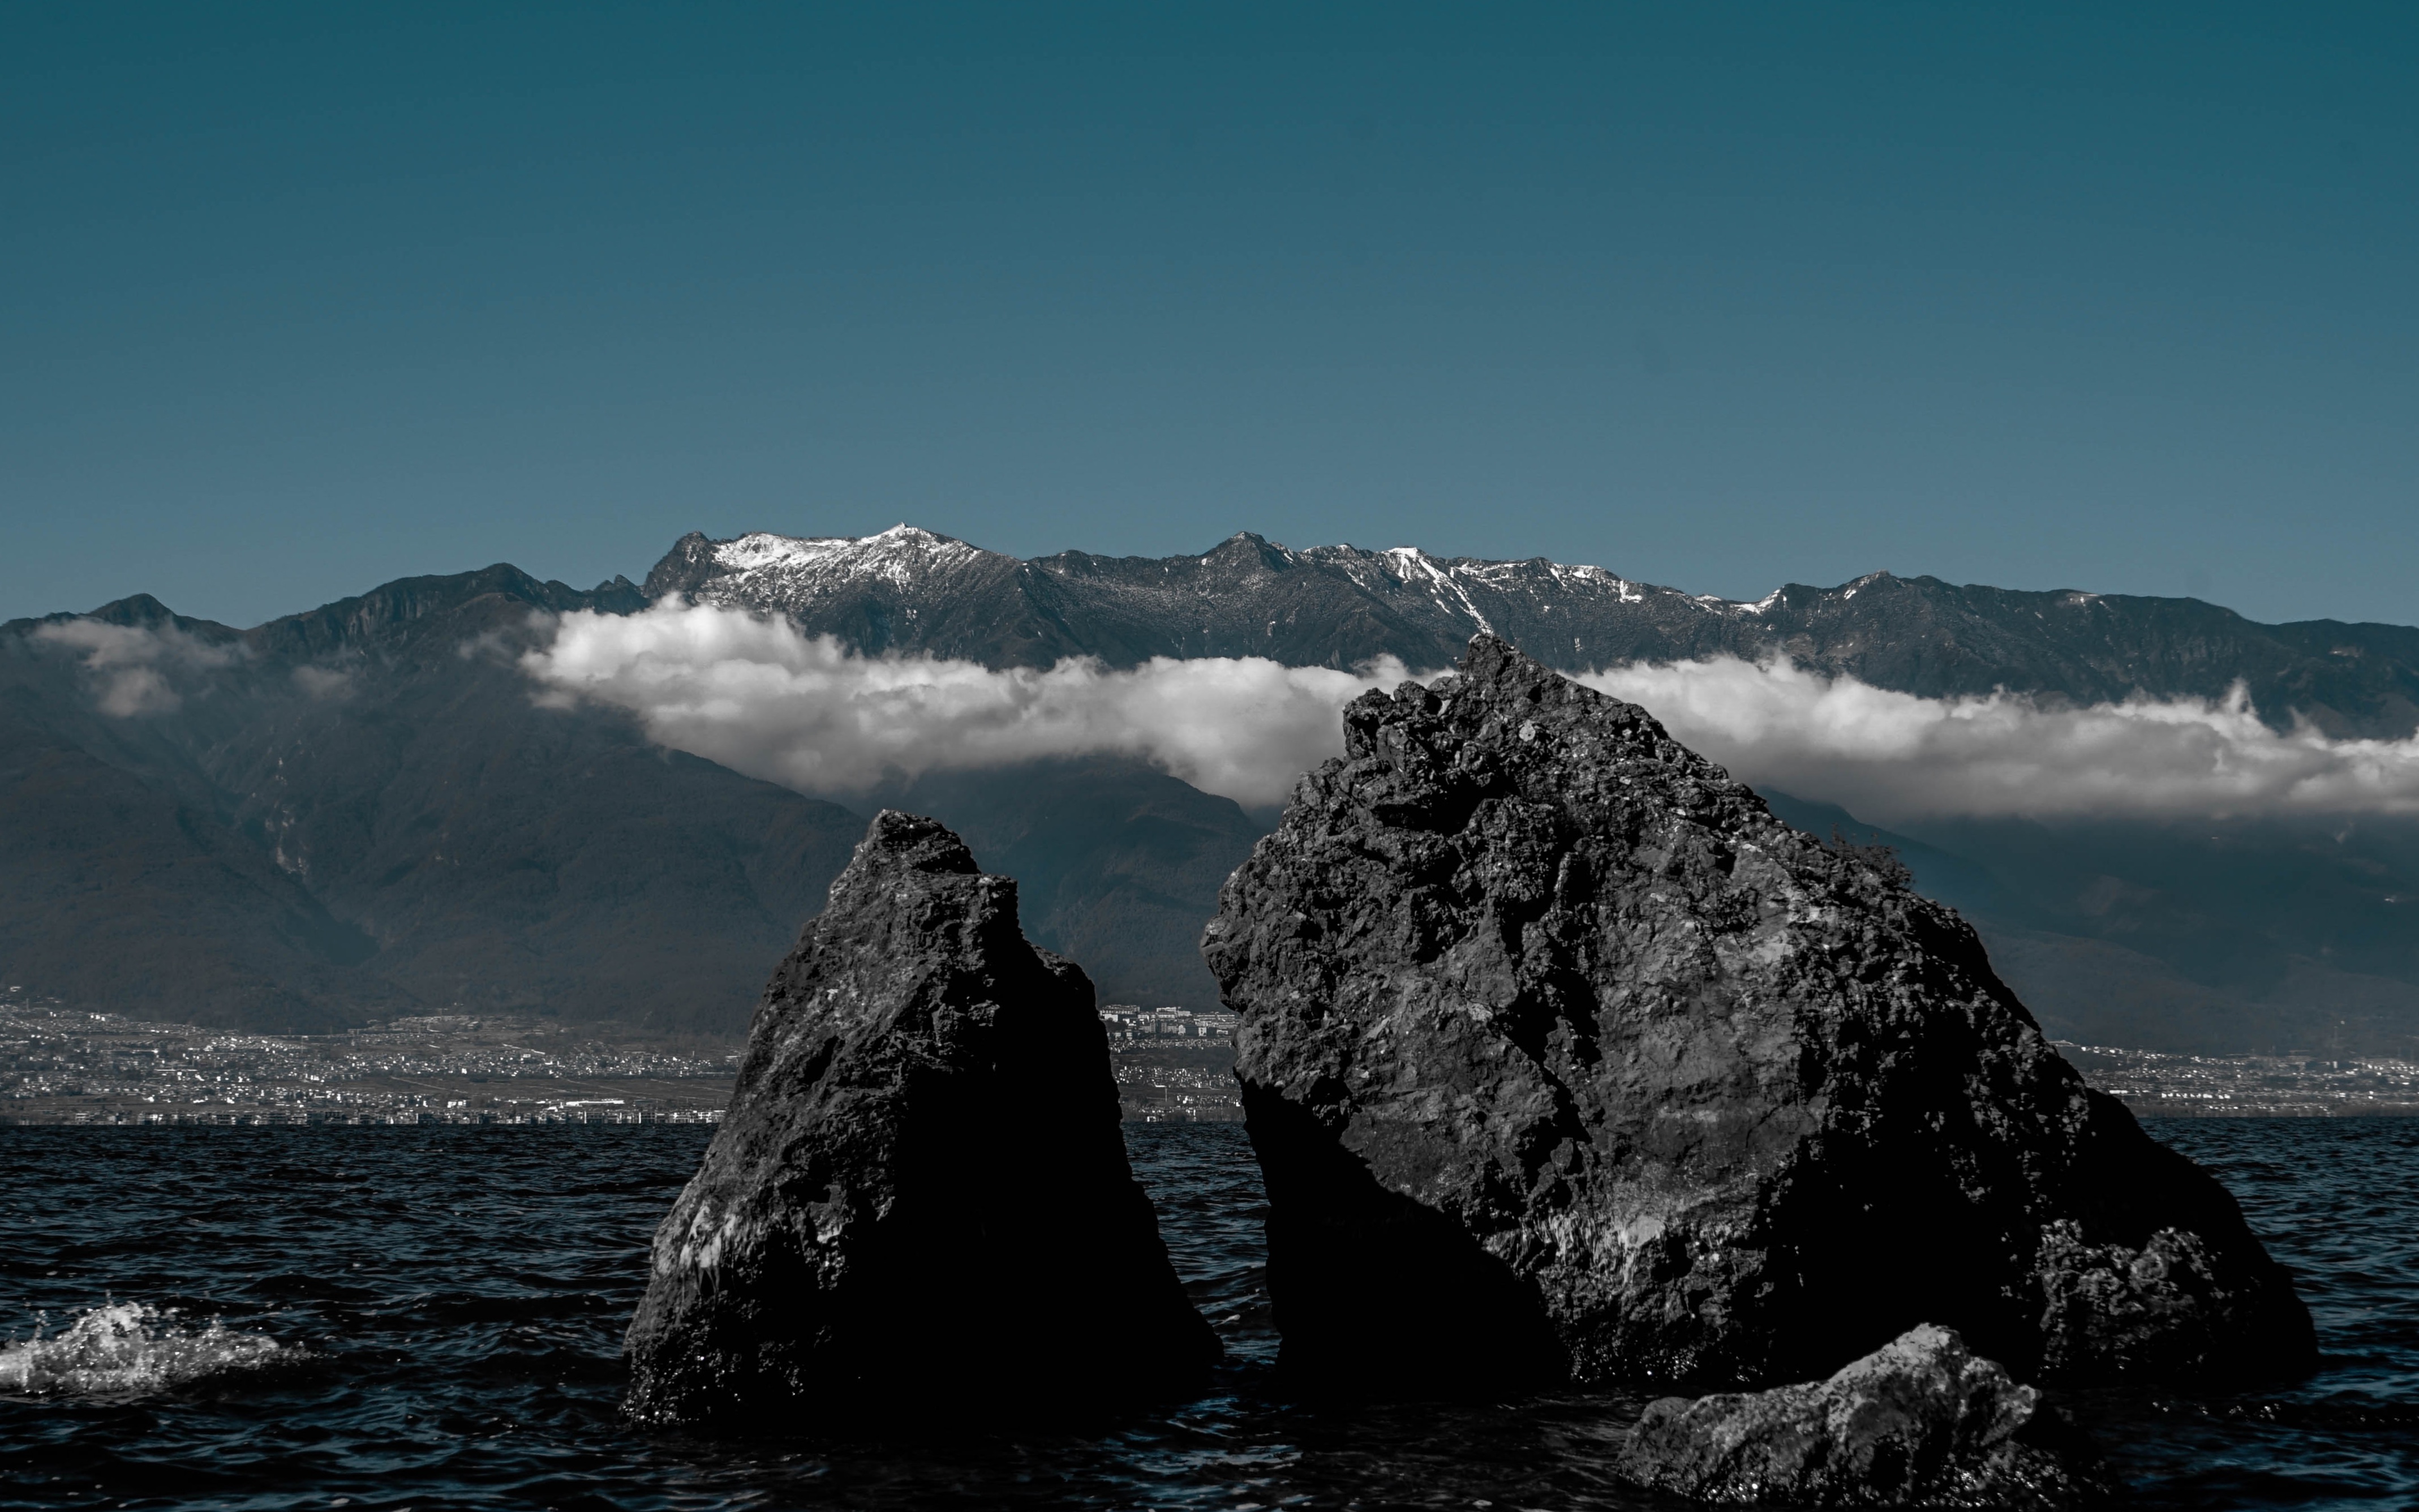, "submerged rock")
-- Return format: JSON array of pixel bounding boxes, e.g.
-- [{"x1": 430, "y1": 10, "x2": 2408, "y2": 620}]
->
[
  {"x1": 1619, "y1": 1324, "x2": 2113, "y2": 1507},
  {"x1": 624, "y1": 810, "x2": 1218, "y2": 1427},
  {"x1": 1204, "y1": 634, "x2": 2312, "y2": 1393}
]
